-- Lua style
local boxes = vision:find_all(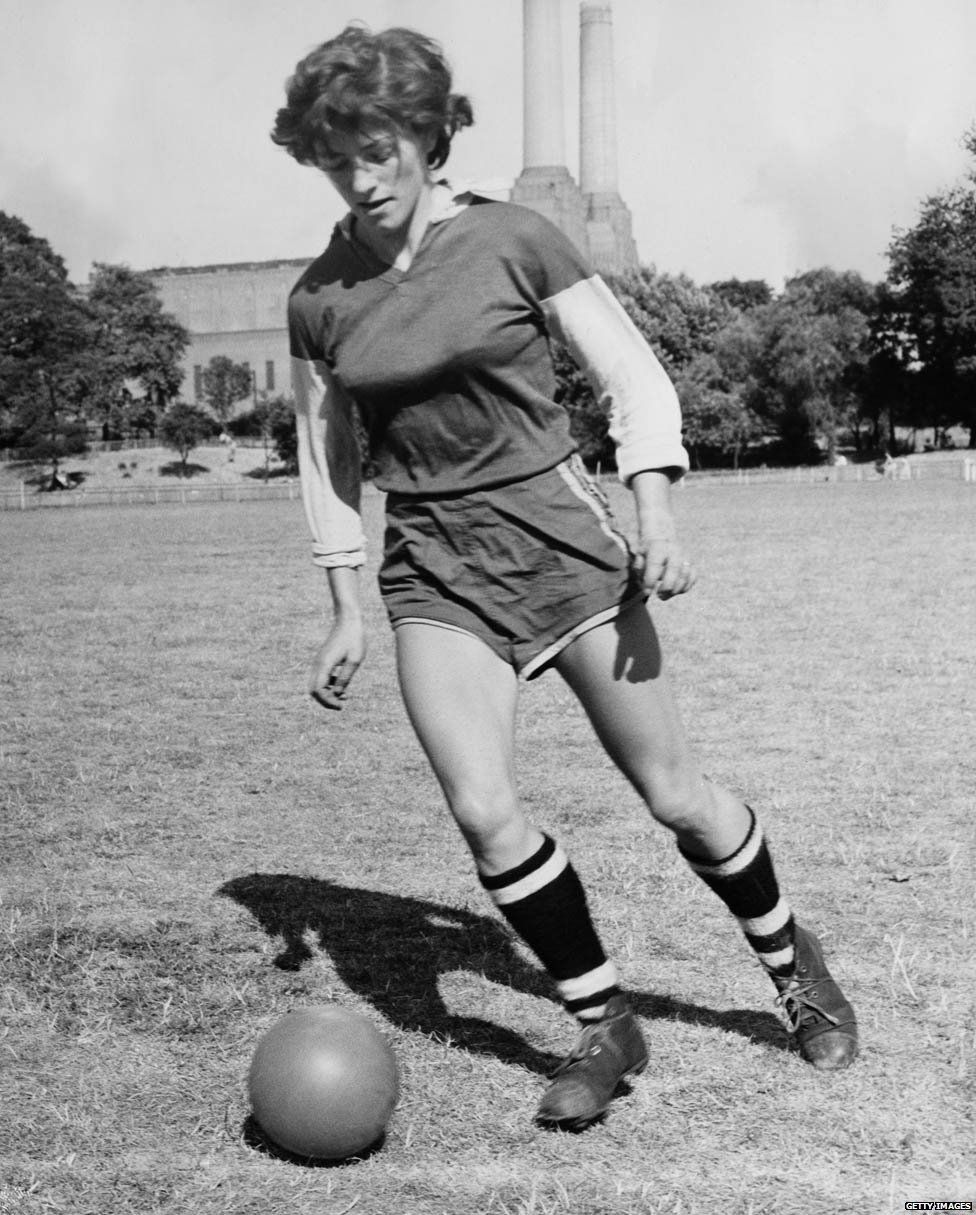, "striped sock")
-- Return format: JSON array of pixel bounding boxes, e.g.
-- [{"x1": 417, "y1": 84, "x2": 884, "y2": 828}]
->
[
  {"x1": 678, "y1": 808, "x2": 796, "y2": 976},
  {"x1": 479, "y1": 834, "x2": 620, "y2": 1021}
]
